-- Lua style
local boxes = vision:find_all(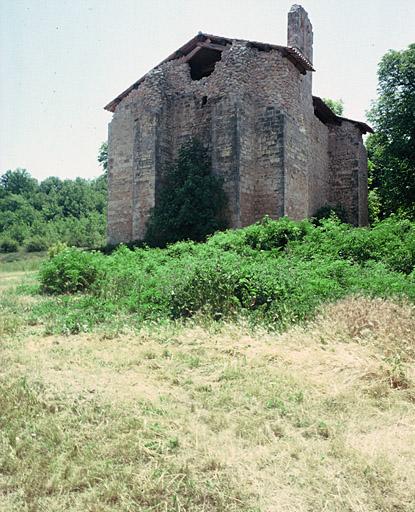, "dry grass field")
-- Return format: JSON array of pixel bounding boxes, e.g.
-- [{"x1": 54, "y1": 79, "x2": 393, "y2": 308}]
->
[{"x1": 1, "y1": 269, "x2": 415, "y2": 511}]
